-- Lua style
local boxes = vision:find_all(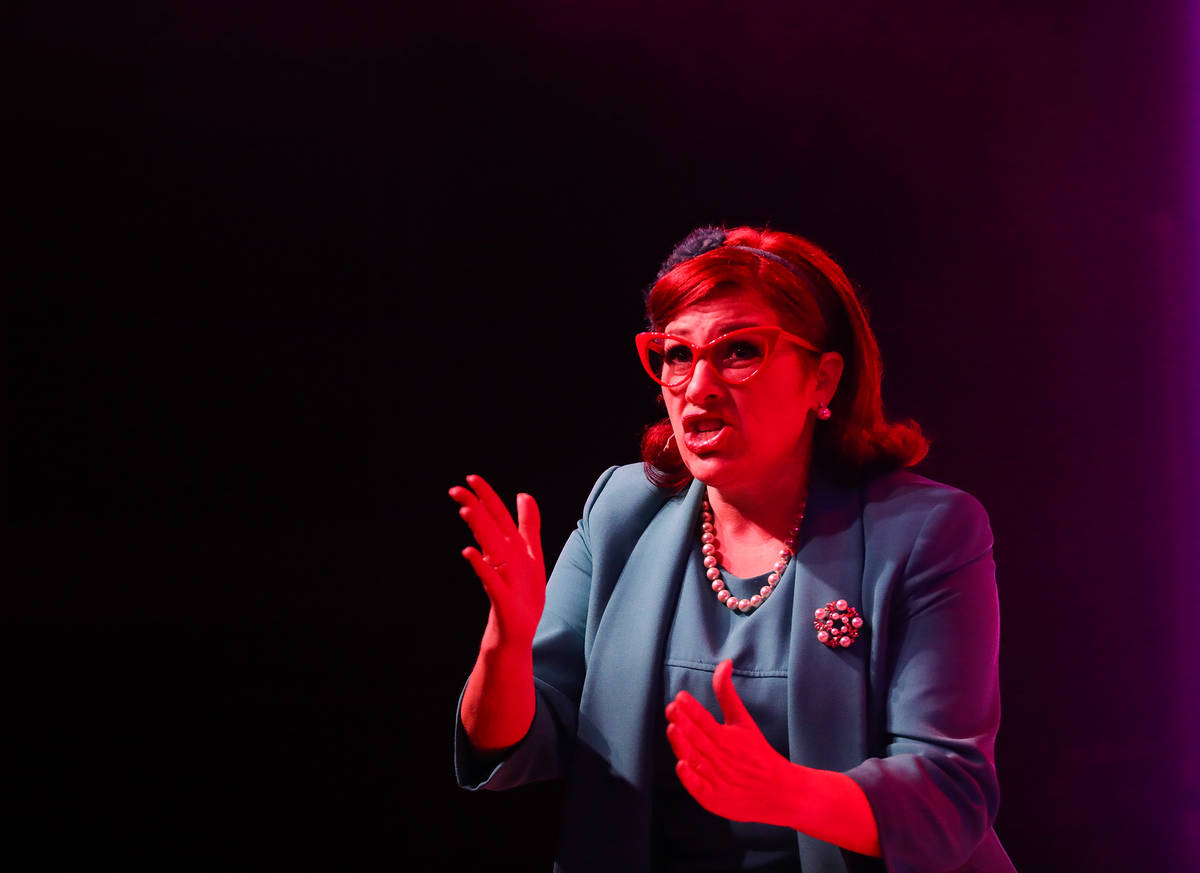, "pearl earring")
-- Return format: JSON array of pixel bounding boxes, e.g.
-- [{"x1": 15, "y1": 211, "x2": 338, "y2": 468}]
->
[{"x1": 817, "y1": 401, "x2": 832, "y2": 421}]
